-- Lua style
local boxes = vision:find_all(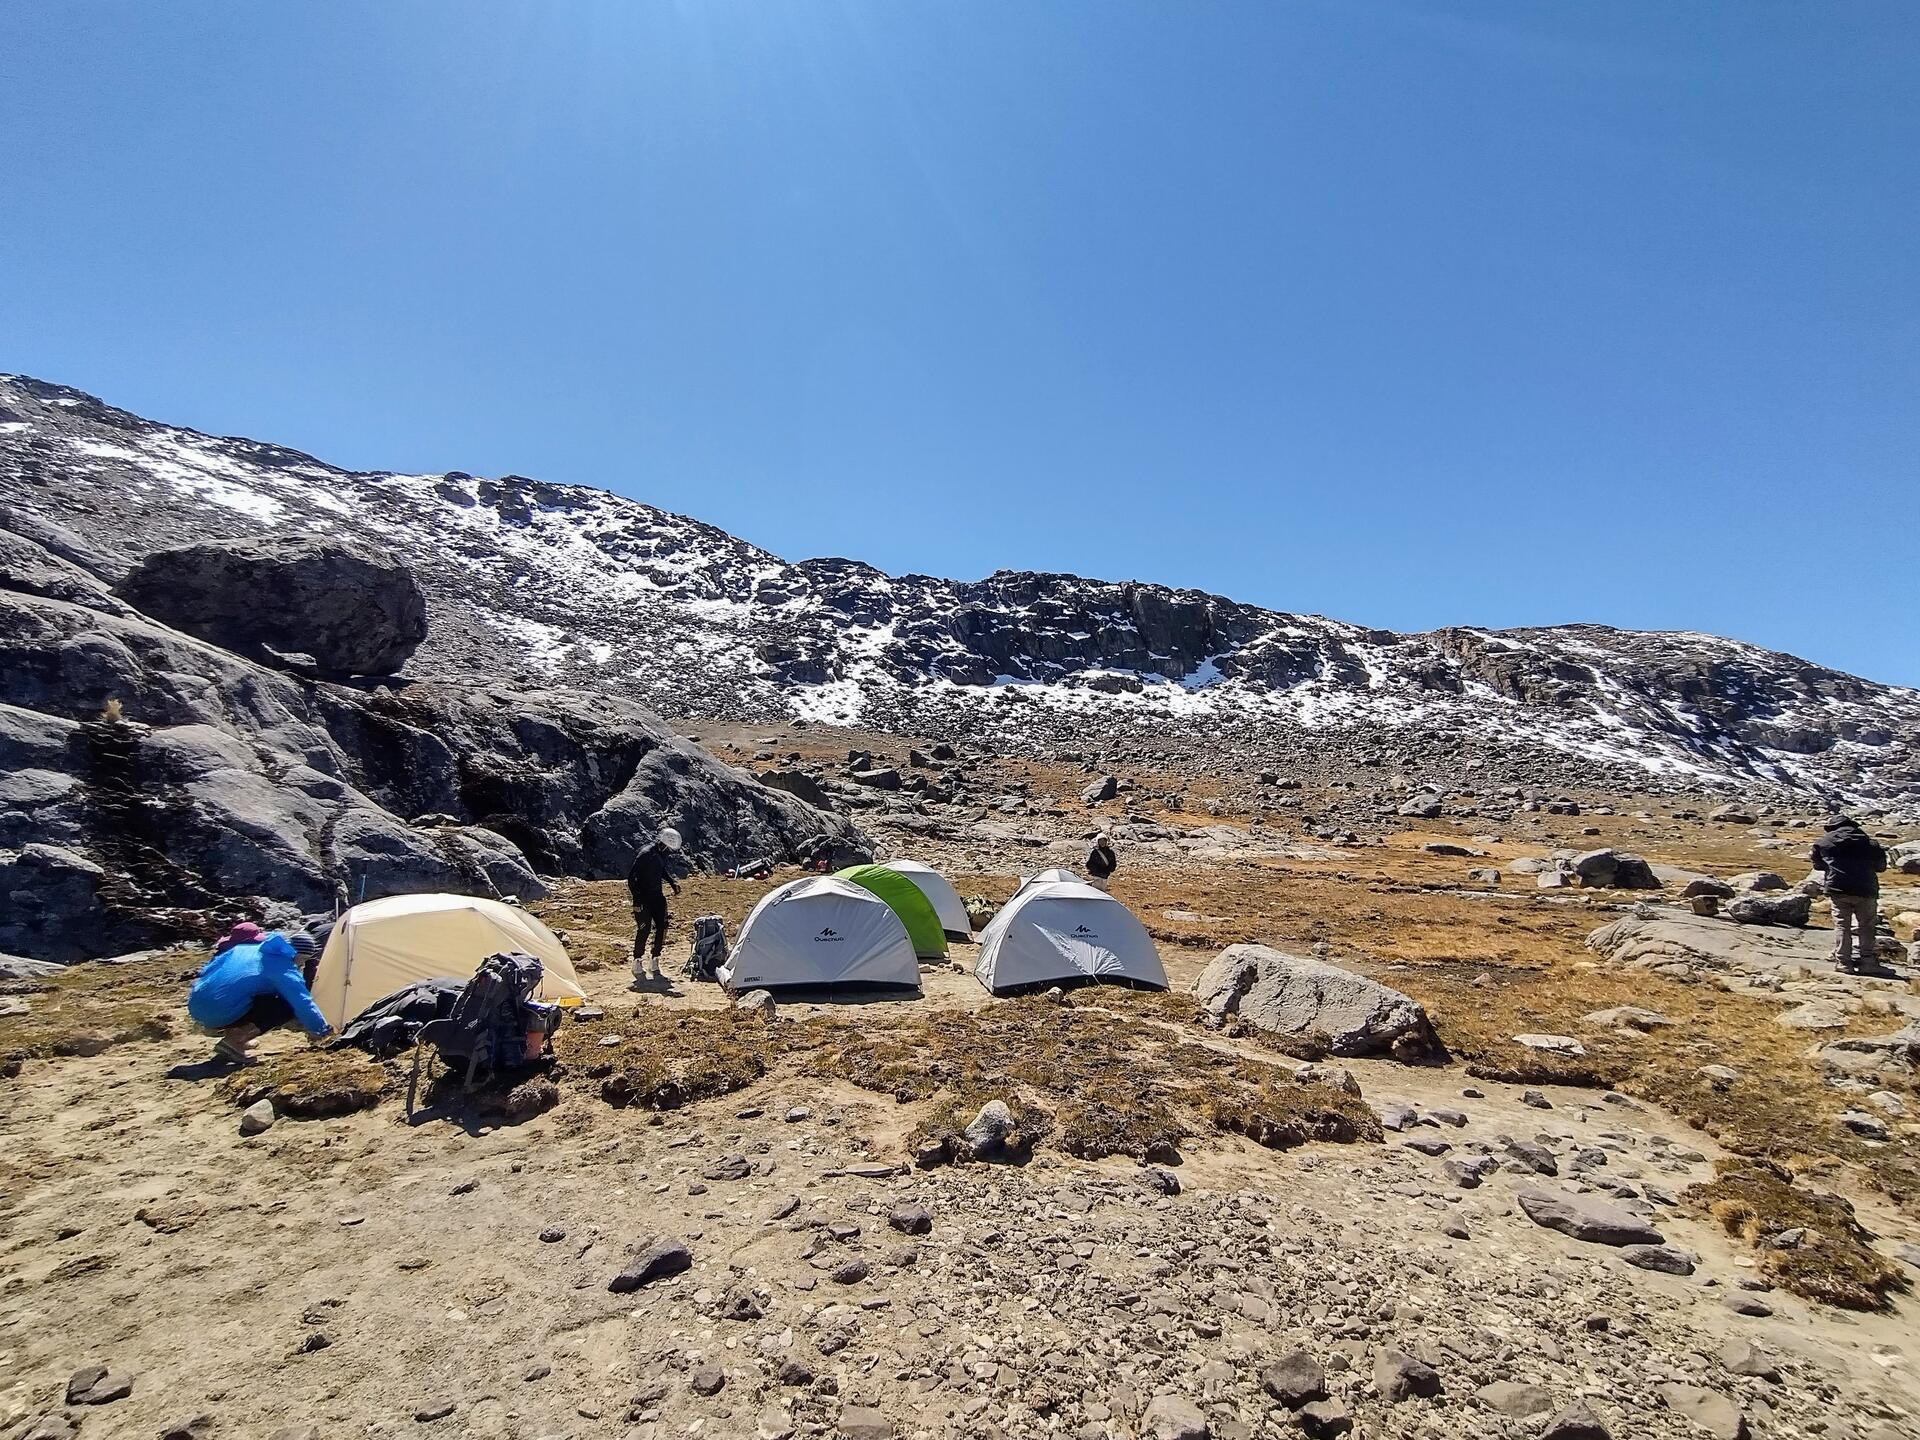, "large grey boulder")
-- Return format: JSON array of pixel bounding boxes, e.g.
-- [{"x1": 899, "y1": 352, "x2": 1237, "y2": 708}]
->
[
  {"x1": 1571, "y1": 848, "x2": 1661, "y2": 890},
  {"x1": 1517, "y1": 1188, "x2": 1664, "y2": 1246},
  {"x1": 117, "y1": 534, "x2": 428, "y2": 677},
  {"x1": 1192, "y1": 944, "x2": 1444, "y2": 1062},
  {"x1": 1726, "y1": 891, "x2": 1812, "y2": 928}
]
